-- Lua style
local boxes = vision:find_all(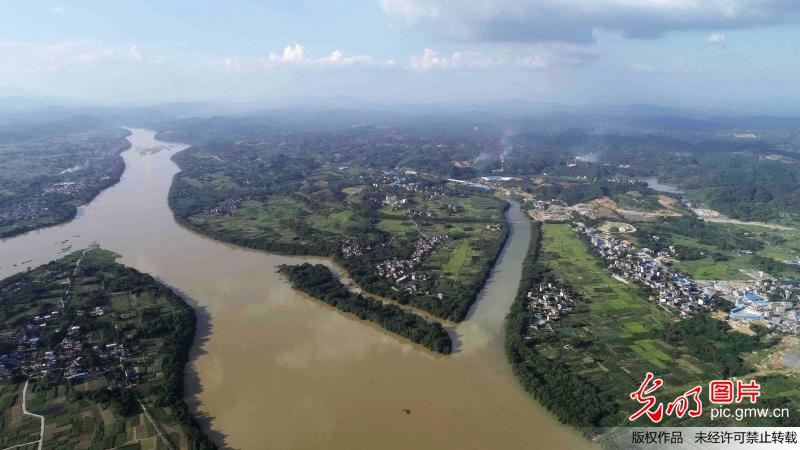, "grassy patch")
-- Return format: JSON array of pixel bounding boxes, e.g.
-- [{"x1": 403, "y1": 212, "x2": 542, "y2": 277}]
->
[{"x1": 443, "y1": 242, "x2": 472, "y2": 277}]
